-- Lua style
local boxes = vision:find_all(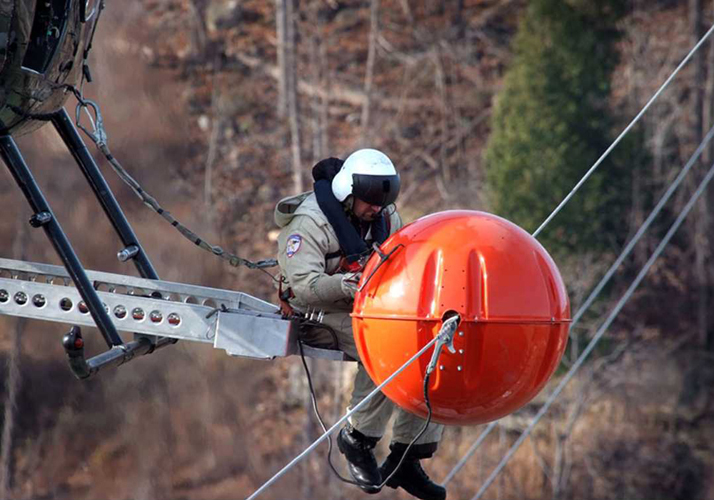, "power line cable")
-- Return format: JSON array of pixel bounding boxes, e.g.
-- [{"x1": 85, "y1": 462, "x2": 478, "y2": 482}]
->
[
  {"x1": 569, "y1": 121, "x2": 714, "y2": 326},
  {"x1": 441, "y1": 421, "x2": 498, "y2": 486},
  {"x1": 441, "y1": 120, "x2": 714, "y2": 487},
  {"x1": 245, "y1": 316, "x2": 460, "y2": 500},
  {"x1": 297, "y1": 338, "x2": 436, "y2": 490},
  {"x1": 470, "y1": 158, "x2": 714, "y2": 500},
  {"x1": 532, "y1": 22, "x2": 714, "y2": 238}
]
